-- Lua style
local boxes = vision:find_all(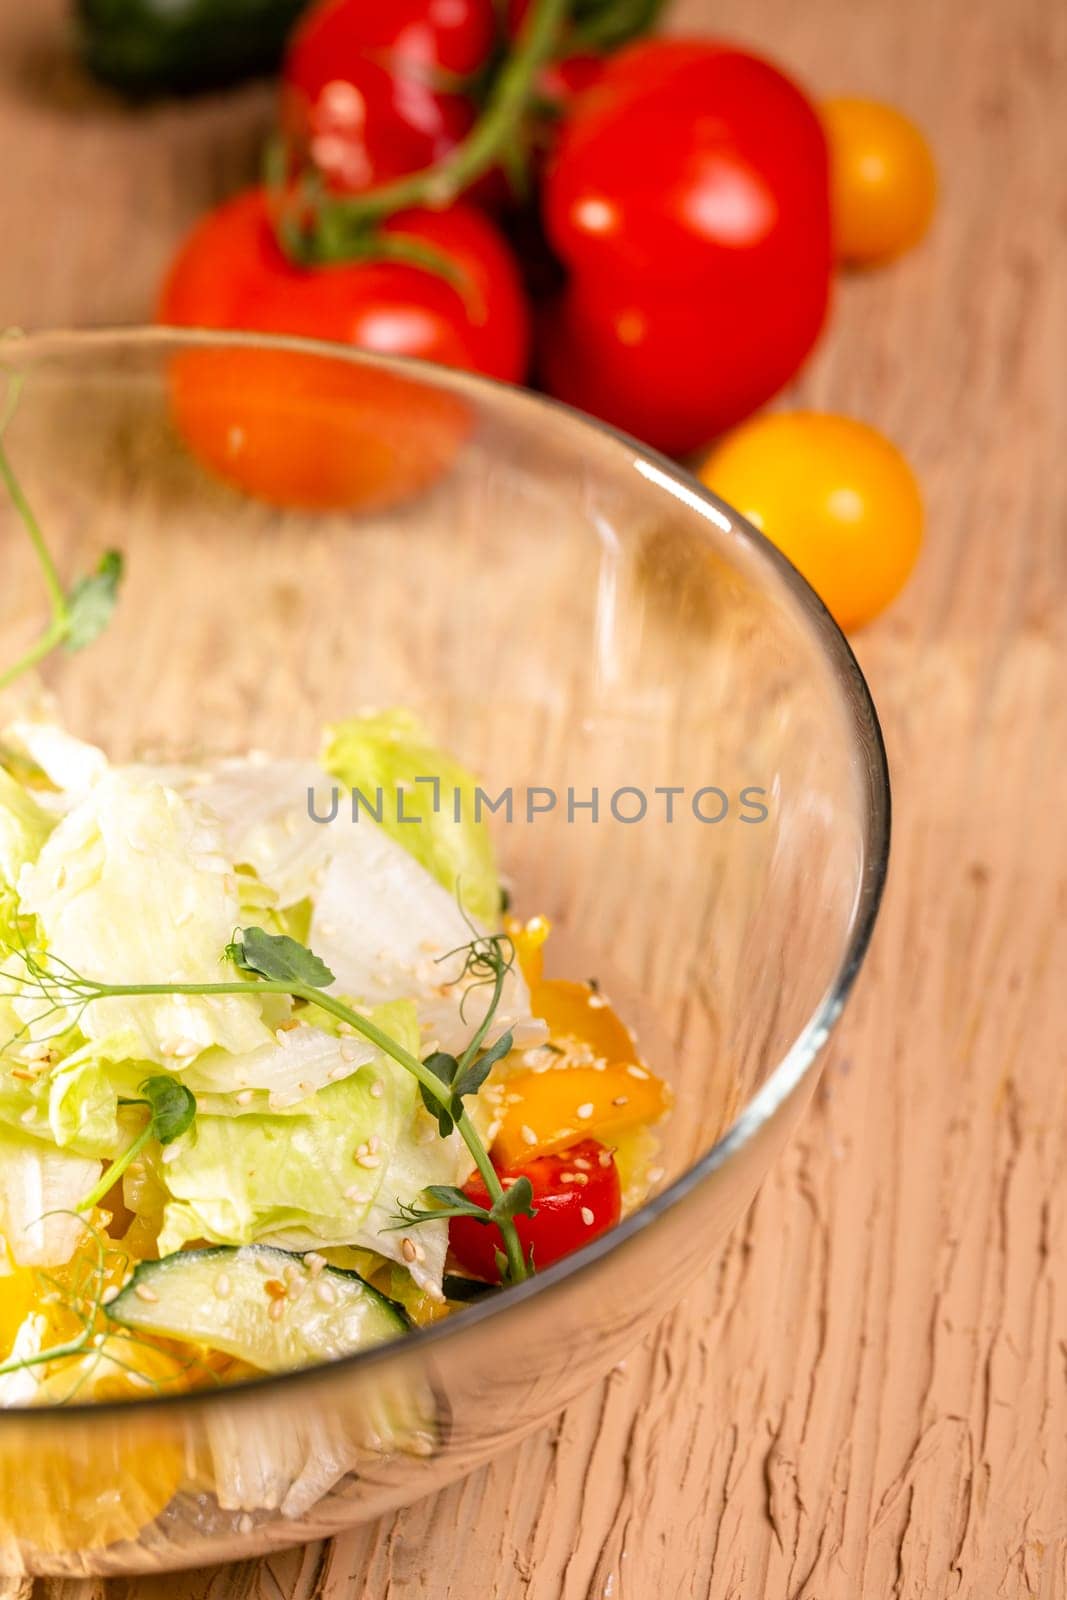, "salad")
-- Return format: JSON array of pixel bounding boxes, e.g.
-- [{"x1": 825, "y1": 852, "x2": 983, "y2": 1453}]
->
[{"x1": 0, "y1": 438, "x2": 670, "y2": 1413}]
